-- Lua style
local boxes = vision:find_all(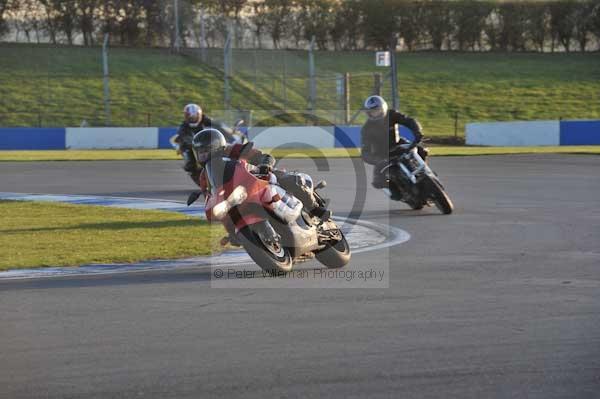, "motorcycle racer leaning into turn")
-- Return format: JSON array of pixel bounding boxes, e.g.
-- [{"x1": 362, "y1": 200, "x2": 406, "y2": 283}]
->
[
  {"x1": 188, "y1": 128, "x2": 331, "y2": 245},
  {"x1": 360, "y1": 95, "x2": 429, "y2": 196}
]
